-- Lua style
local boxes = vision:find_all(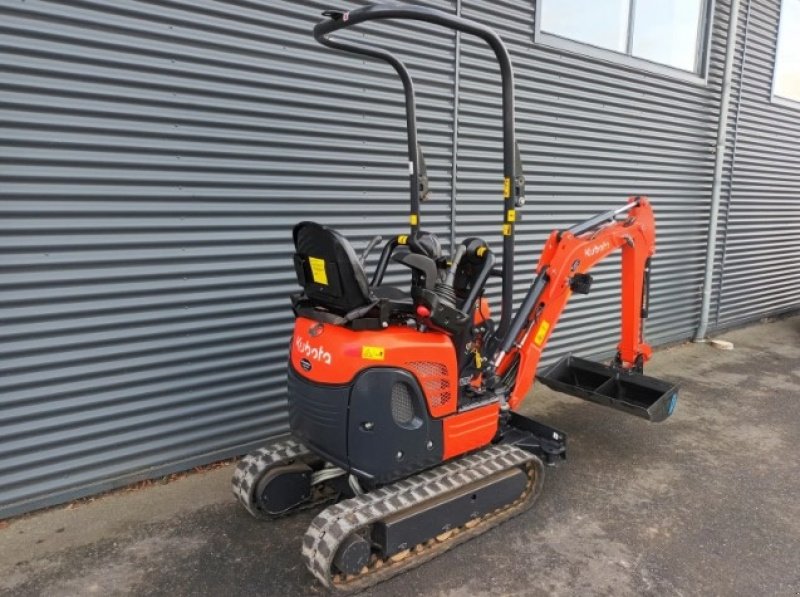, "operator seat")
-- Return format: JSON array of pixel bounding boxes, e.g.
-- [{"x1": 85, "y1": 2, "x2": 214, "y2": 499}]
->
[
  {"x1": 292, "y1": 221, "x2": 413, "y2": 325},
  {"x1": 292, "y1": 221, "x2": 374, "y2": 316},
  {"x1": 452, "y1": 237, "x2": 491, "y2": 305}
]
